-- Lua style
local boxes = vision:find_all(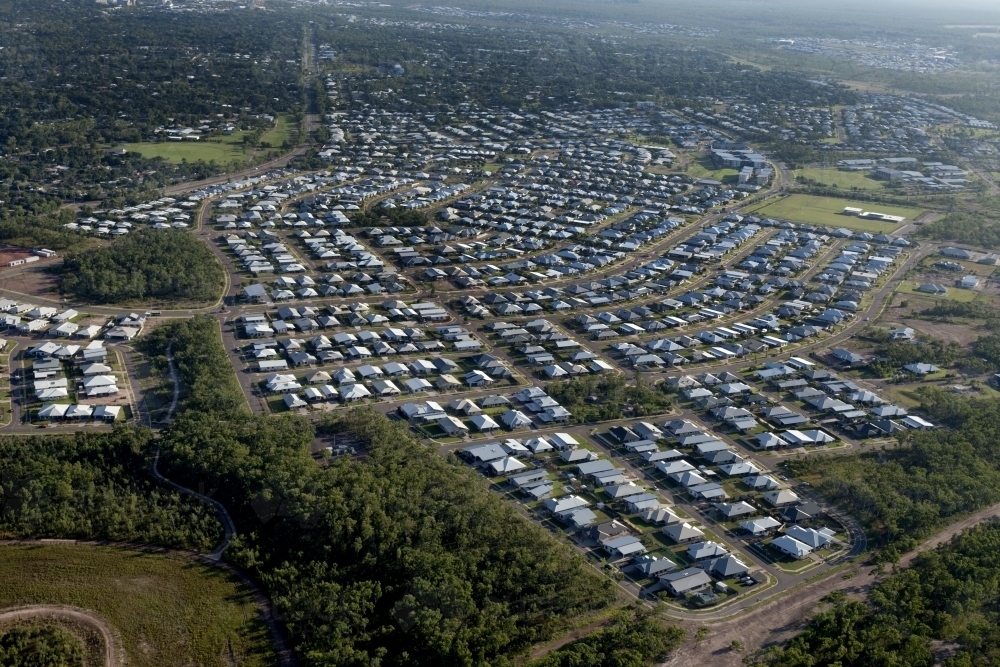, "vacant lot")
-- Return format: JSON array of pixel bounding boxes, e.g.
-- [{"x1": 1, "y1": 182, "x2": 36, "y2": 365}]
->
[
  {"x1": 898, "y1": 280, "x2": 979, "y2": 302},
  {"x1": 793, "y1": 168, "x2": 885, "y2": 191},
  {"x1": 750, "y1": 194, "x2": 924, "y2": 232},
  {"x1": 0, "y1": 545, "x2": 277, "y2": 667},
  {"x1": 685, "y1": 156, "x2": 739, "y2": 182}
]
